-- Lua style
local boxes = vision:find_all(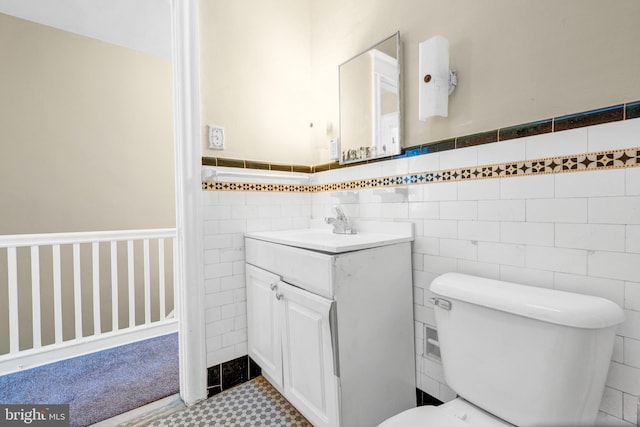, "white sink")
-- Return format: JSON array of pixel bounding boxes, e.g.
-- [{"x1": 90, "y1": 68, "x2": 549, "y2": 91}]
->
[{"x1": 245, "y1": 220, "x2": 414, "y2": 253}]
